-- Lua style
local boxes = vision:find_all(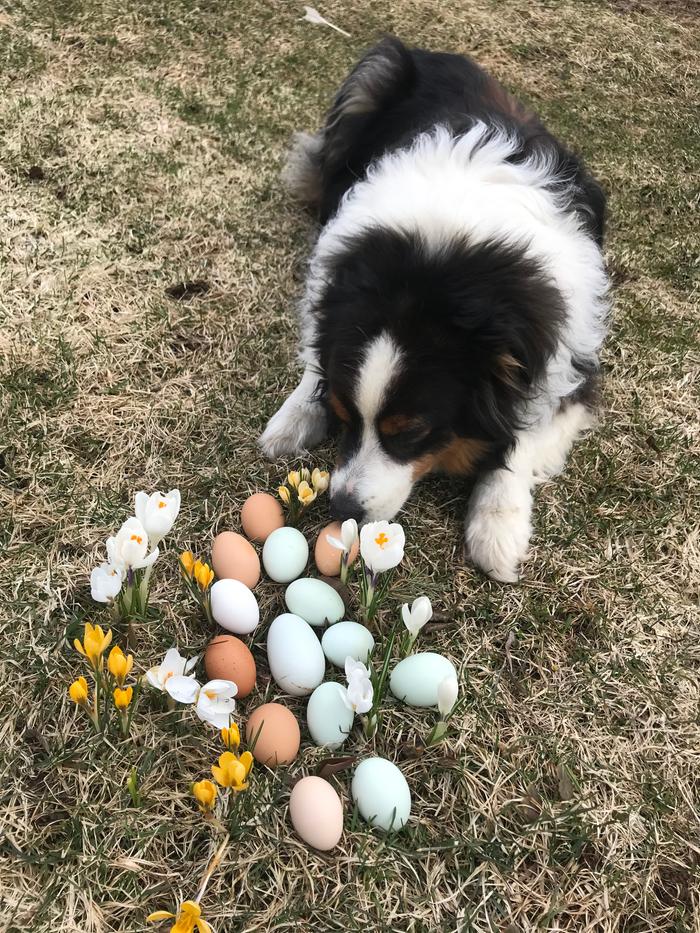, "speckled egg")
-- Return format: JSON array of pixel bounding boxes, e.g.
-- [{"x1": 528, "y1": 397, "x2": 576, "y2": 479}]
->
[{"x1": 204, "y1": 635, "x2": 256, "y2": 698}]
